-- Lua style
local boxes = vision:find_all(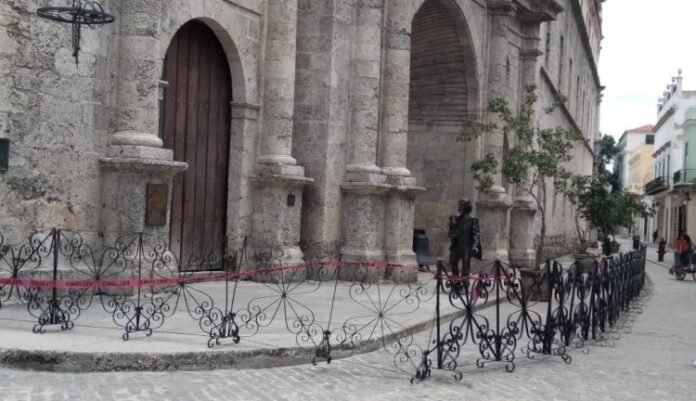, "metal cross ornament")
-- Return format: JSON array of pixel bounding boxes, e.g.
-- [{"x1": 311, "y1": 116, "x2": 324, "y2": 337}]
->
[{"x1": 37, "y1": 0, "x2": 115, "y2": 66}]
